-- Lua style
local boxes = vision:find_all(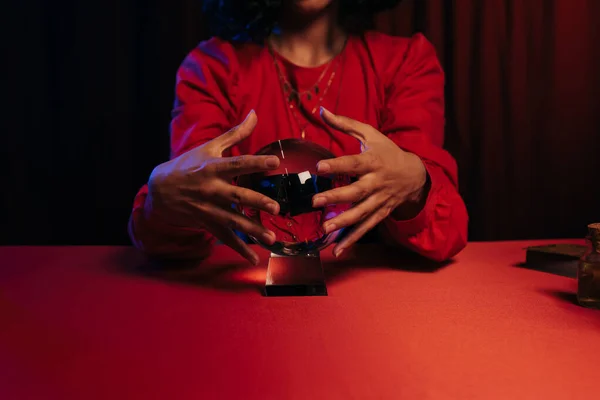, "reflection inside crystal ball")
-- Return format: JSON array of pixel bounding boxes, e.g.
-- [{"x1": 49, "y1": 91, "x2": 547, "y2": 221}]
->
[{"x1": 236, "y1": 139, "x2": 351, "y2": 256}]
